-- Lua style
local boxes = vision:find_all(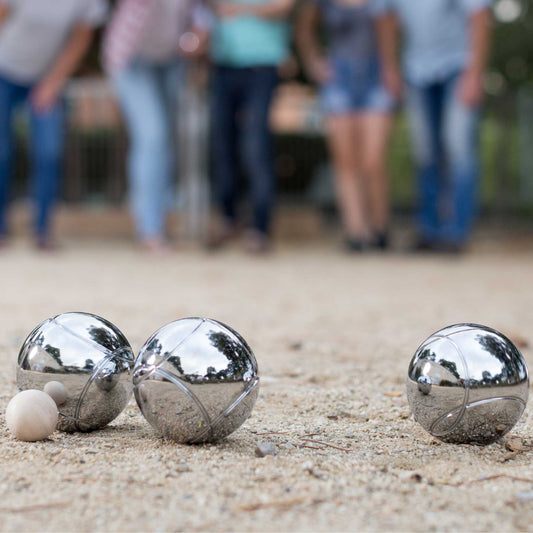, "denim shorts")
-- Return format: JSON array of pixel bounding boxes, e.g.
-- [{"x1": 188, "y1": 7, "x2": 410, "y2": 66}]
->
[{"x1": 320, "y1": 56, "x2": 394, "y2": 115}]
